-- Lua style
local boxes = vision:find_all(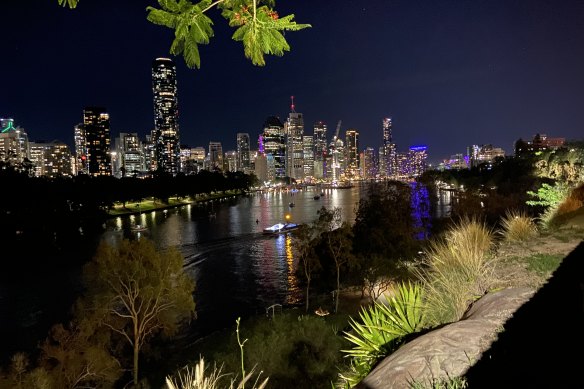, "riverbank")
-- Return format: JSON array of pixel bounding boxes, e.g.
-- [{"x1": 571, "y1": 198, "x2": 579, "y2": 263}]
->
[{"x1": 106, "y1": 191, "x2": 246, "y2": 218}]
